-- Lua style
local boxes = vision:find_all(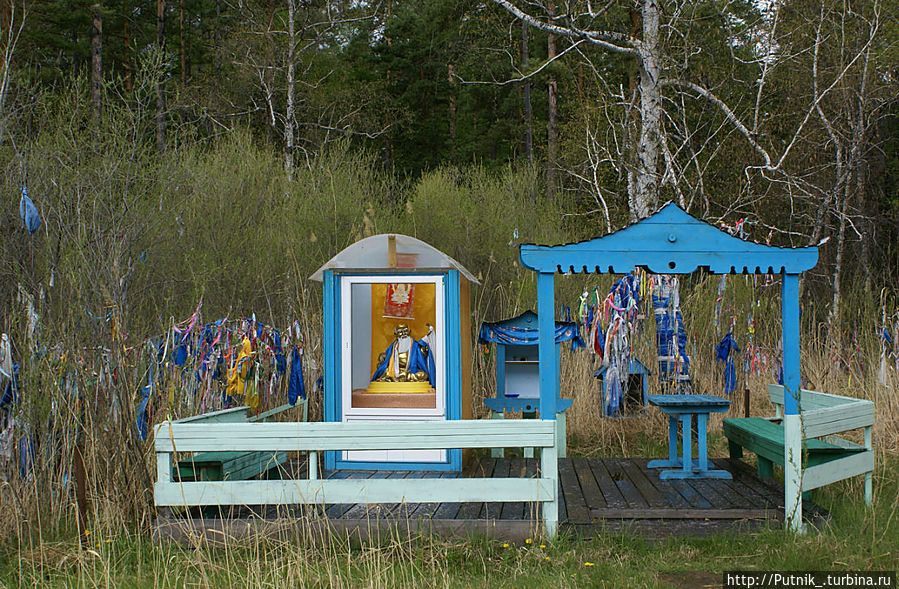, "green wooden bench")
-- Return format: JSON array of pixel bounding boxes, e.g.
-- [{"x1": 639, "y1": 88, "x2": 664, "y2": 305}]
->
[
  {"x1": 723, "y1": 385, "x2": 873, "y2": 503},
  {"x1": 173, "y1": 403, "x2": 305, "y2": 483},
  {"x1": 176, "y1": 450, "x2": 288, "y2": 481}
]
